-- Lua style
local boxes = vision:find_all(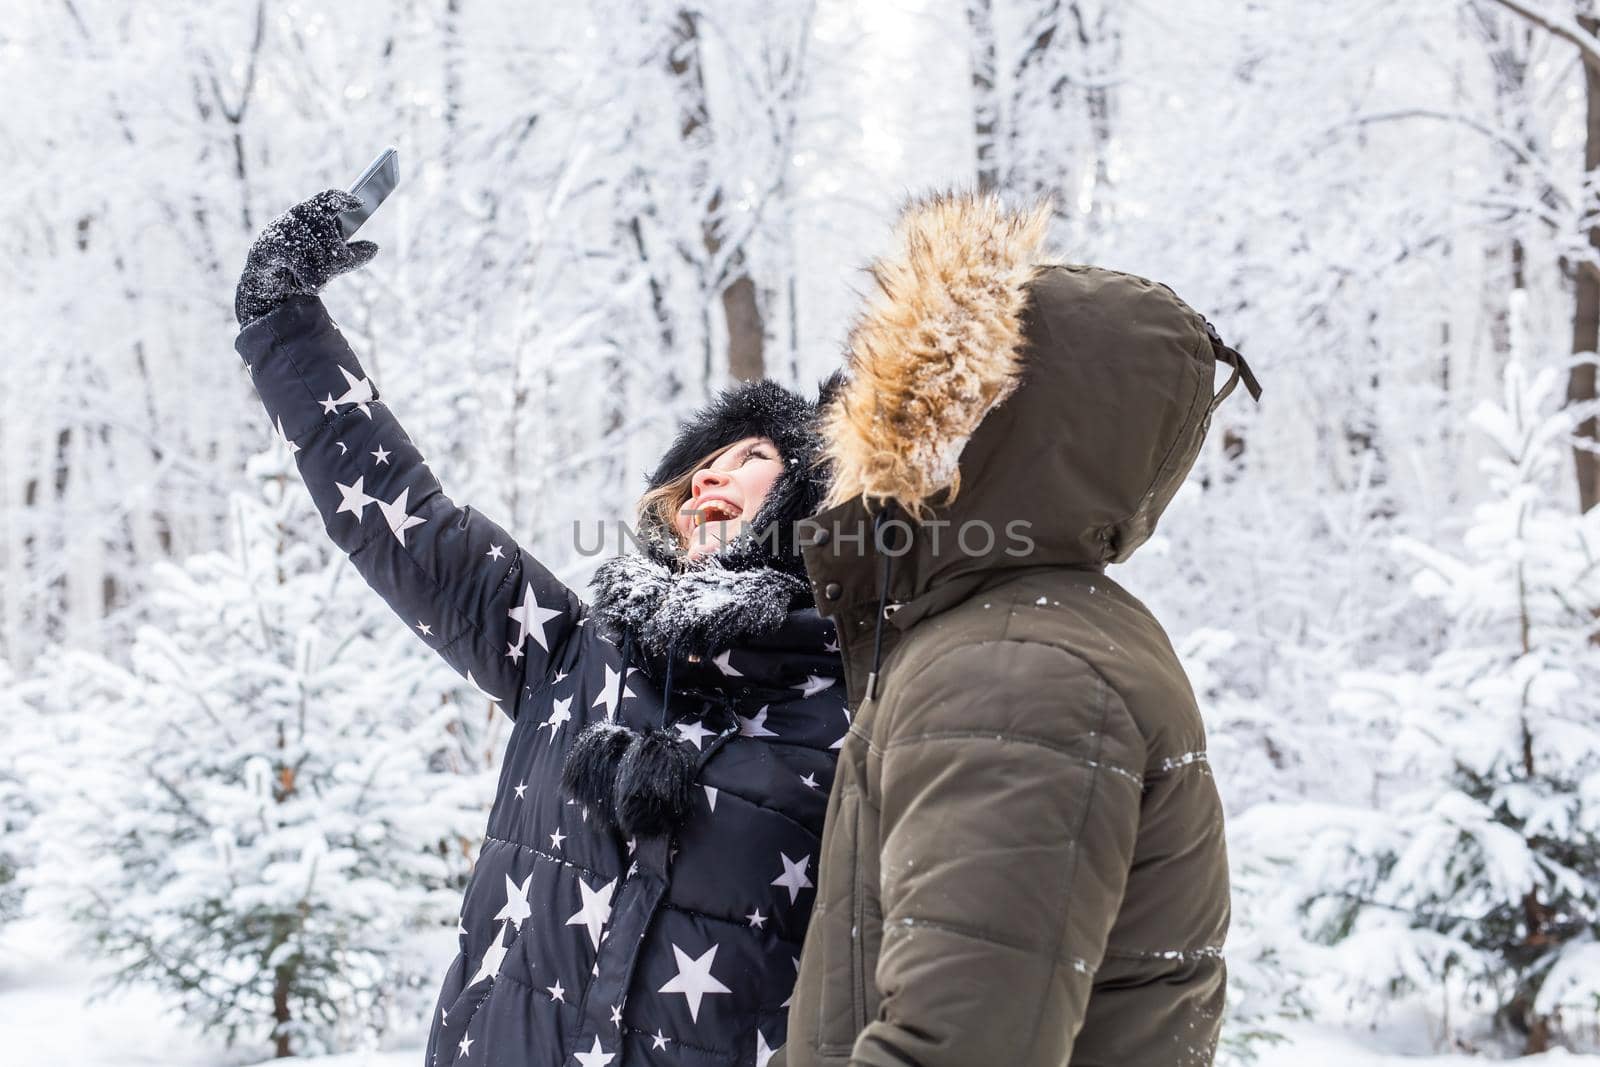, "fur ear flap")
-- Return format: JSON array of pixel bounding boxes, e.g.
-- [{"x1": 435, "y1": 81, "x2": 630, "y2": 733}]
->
[
  {"x1": 560, "y1": 720, "x2": 634, "y2": 828},
  {"x1": 613, "y1": 729, "x2": 699, "y2": 838}
]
